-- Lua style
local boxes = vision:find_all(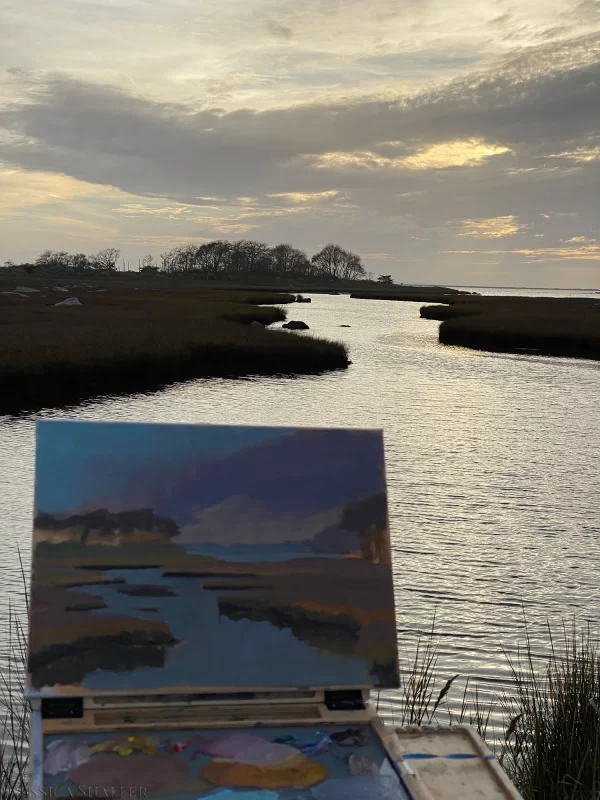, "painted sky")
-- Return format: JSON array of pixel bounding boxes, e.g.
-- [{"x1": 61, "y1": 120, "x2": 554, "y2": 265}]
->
[
  {"x1": 35, "y1": 420, "x2": 287, "y2": 513},
  {"x1": 3, "y1": 0, "x2": 600, "y2": 287},
  {"x1": 34, "y1": 421, "x2": 386, "y2": 520}
]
